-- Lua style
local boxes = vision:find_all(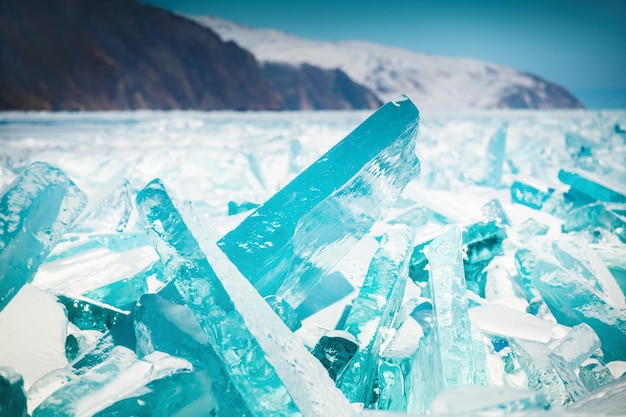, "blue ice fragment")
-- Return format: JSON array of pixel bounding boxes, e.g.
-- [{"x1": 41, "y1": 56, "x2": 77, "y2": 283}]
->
[
  {"x1": 311, "y1": 330, "x2": 358, "y2": 381},
  {"x1": 558, "y1": 169, "x2": 626, "y2": 204},
  {"x1": 509, "y1": 339, "x2": 575, "y2": 408},
  {"x1": 0, "y1": 367, "x2": 27, "y2": 417},
  {"x1": 337, "y1": 226, "x2": 412, "y2": 405},
  {"x1": 481, "y1": 123, "x2": 507, "y2": 187},
  {"x1": 562, "y1": 203, "x2": 626, "y2": 243},
  {"x1": 518, "y1": 217, "x2": 550, "y2": 237},
  {"x1": 264, "y1": 295, "x2": 302, "y2": 331},
  {"x1": 426, "y1": 226, "x2": 476, "y2": 391},
  {"x1": 132, "y1": 294, "x2": 252, "y2": 415},
  {"x1": 58, "y1": 295, "x2": 128, "y2": 332},
  {"x1": 377, "y1": 359, "x2": 407, "y2": 412},
  {"x1": 44, "y1": 232, "x2": 152, "y2": 263},
  {"x1": 510, "y1": 180, "x2": 553, "y2": 210},
  {"x1": 218, "y1": 96, "x2": 420, "y2": 307},
  {"x1": 579, "y1": 361, "x2": 615, "y2": 392},
  {"x1": 70, "y1": 177, "x2": 132, "y2": 233},
  {"x1": 530, "y1": 261, "x2": 626, "y2": 362},
  {"x1": 83, "y1": 260, "x2": 164, "y2": 309},
  {"x1": 462, "y1": 219, "x2": 507, "y2": 264},
  {"x1": 0, "y1": 162, "x2": 86, "y2": 312},
  {"x1": 481, "y1": 198, "x2": 511, "y2": 226},
  {"x1": 136, "y1": 179, "x2": 356, "y2": 417}
]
